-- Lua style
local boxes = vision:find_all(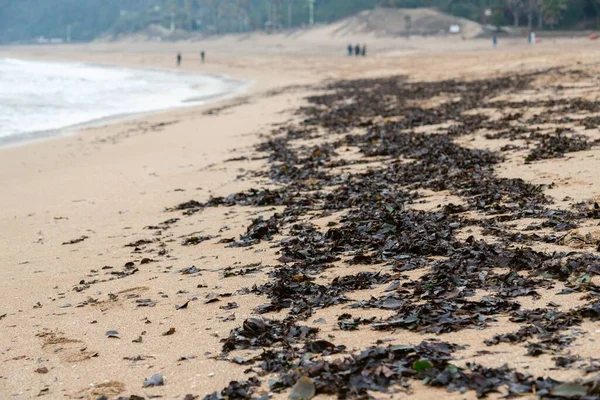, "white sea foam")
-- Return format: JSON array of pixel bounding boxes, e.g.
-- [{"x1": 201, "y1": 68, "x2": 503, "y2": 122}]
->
[{"x1": 0, "y1": 58, "x2": 244, "y2": 144}]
